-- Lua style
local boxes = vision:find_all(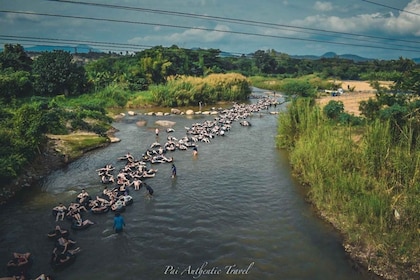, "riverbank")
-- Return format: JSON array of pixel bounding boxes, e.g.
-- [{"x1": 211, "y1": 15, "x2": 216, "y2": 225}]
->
[
  {"x1": 279, "y1": 91, "x2": 419, "y2": 280},
  {"x1": 0, "y1": 131, "x2": 112, "y2": 205}
]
